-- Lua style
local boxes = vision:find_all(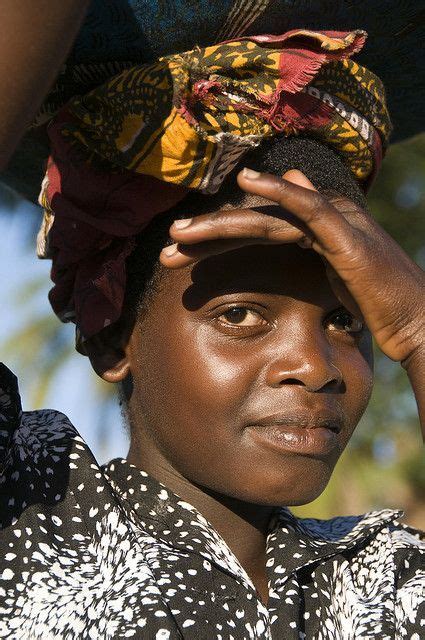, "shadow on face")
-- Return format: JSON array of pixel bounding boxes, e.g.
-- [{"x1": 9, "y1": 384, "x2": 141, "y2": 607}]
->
[{"x1": 123, "y1": 239, "x2": 373, "y2": 507}]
